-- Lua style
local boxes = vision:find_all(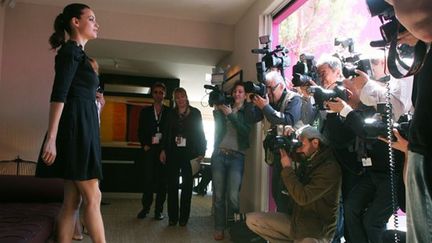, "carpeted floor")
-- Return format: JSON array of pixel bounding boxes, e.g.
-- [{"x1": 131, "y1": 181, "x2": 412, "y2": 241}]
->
[{"x1": 76, "y1": 192, "x2": 231, "y2": 243}]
